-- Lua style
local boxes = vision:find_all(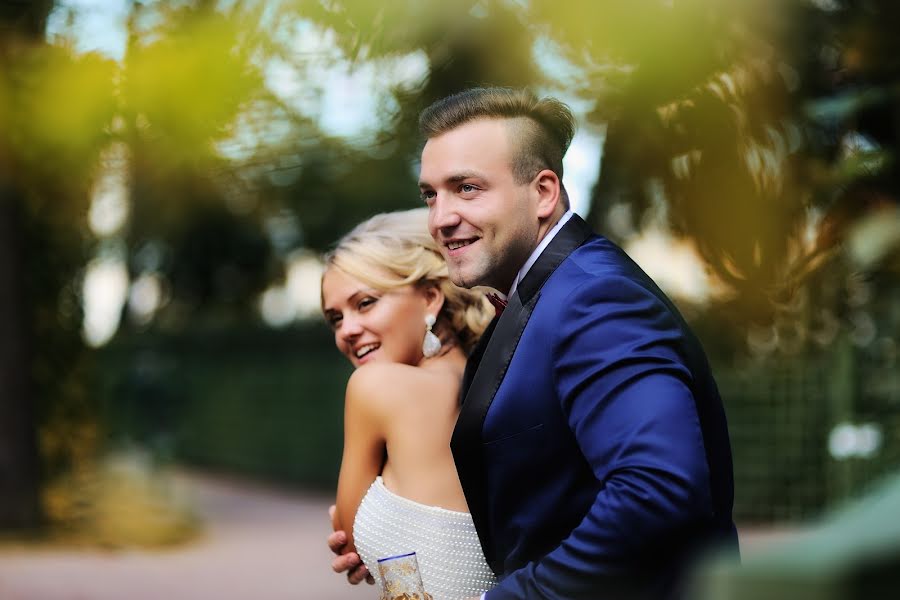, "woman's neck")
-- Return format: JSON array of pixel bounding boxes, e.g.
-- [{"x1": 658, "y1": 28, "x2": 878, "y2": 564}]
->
[{"x1": 419, "y1": 342, "x2": 466, "y2": 373}]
